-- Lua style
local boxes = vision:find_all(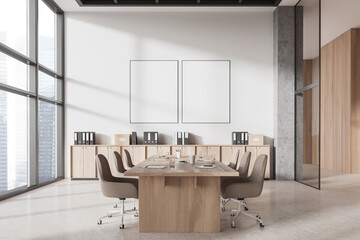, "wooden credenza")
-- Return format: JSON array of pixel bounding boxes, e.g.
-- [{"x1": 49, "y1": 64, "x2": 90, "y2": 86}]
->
[{"x1": 70, "y1": 144, "x2": 272, "y2": 179}]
